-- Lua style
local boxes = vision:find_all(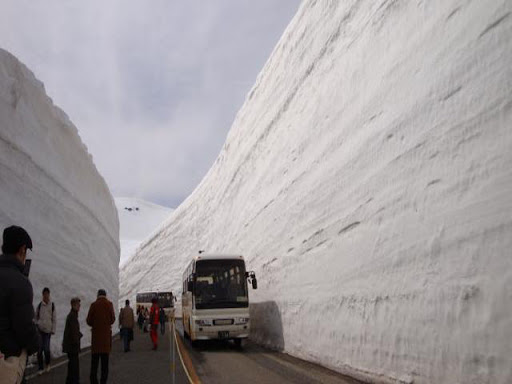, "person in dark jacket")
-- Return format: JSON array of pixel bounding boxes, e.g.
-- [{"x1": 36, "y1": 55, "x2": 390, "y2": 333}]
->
[
  {"x1": 137, "y1": 310, "x2": 144, "y2": 331},
  {"x1": 159, "y1": 306, "x2": 166, "y2": 335},
  {"x1": 0, "y1": 226, "x2": 40, "y2": 380},
  {"x1": 62, "y1": 297, "x2": 82, "y2": 384},
  {"x1": 86, "y1": 289, "x2": 115, "y2": 384}
]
